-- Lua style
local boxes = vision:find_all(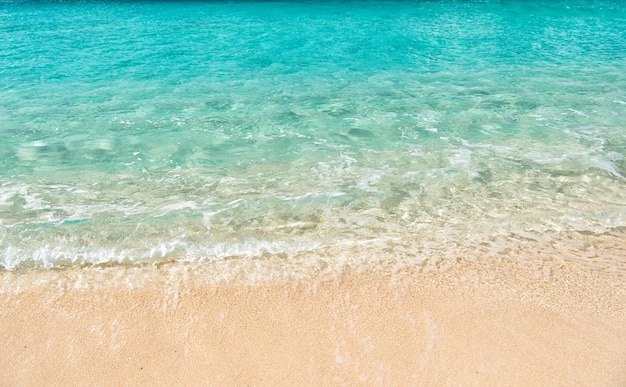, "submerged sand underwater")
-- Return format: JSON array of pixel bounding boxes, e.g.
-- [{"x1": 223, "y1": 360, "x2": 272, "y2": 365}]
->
[{"x1": 2, "y1": 0, "x2": 626, "y2": 384}]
